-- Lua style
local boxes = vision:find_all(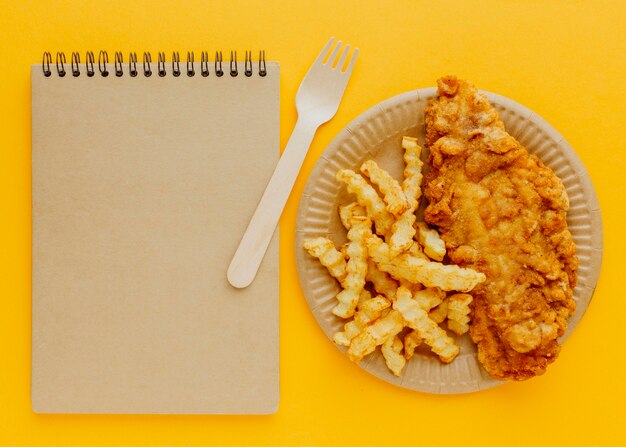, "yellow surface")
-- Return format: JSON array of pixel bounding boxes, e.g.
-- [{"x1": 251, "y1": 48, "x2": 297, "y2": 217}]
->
[{"x1": 1, "y1": 0, "x2": 625, "y2": 445}]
